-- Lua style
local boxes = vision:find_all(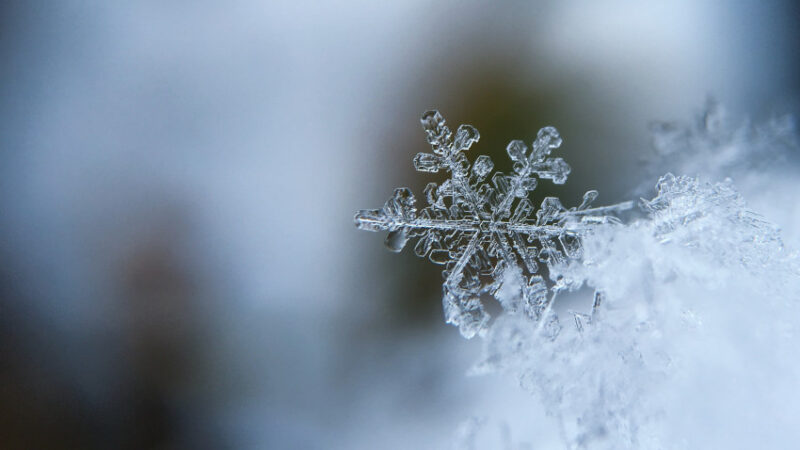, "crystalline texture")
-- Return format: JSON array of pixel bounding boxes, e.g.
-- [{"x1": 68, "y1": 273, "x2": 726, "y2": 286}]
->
[{"x1": 354, "y1": 110, "x2": 632, "y2": 338}]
